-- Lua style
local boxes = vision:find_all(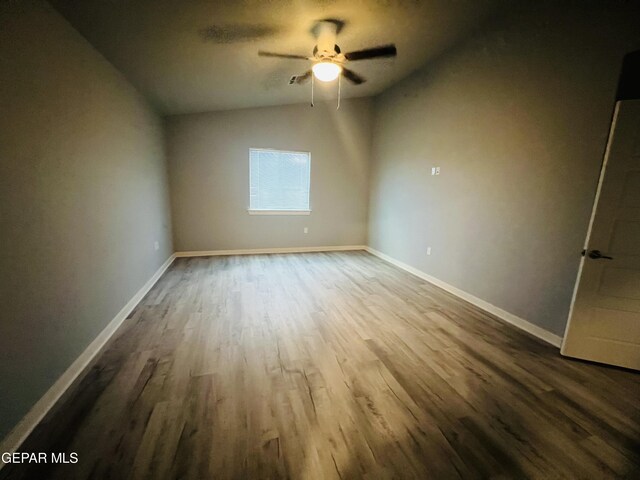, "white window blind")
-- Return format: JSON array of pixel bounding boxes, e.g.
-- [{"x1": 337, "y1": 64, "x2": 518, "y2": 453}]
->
[{"x1": 249, "y1": 148, "x2": 311, "y2": 212}]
